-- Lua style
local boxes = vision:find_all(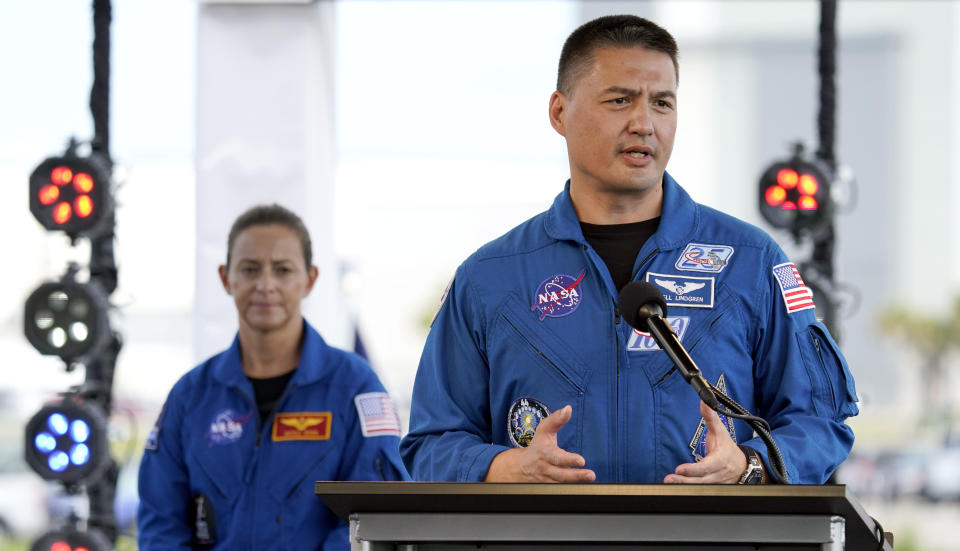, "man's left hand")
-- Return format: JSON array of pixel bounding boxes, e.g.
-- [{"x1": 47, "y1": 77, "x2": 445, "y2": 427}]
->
[{"x1": 664, "y1": 401, "x2": 748, "y2": 484}]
